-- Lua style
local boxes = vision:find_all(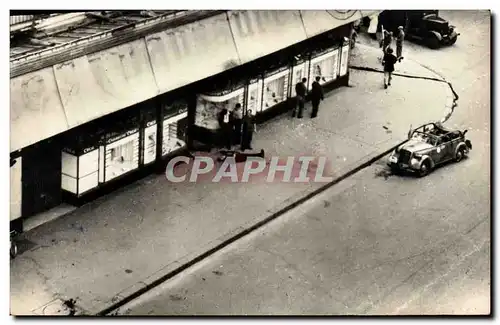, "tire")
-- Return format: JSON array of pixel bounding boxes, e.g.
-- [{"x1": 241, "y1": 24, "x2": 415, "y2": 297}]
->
[
  {"x1": 426, "y1": 34, "x2": 441, "y2": 49},
  {"x1": 455, "y1": 147, "x2": 465, "y2": 162},
  {"x1": 10, "y1": 240, "x2": 17, "y2": 259},
  {"x1": 418, "y1": 160, "x2": 432, "y2": 177}
]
